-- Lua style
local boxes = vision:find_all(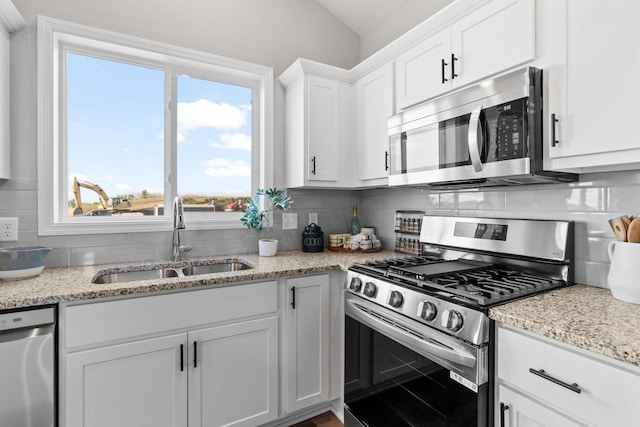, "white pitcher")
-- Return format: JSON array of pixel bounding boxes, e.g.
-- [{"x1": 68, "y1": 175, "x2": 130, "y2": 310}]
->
[{"x1": 607, "y1": 241, "x2": 640, "y2": 303}]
